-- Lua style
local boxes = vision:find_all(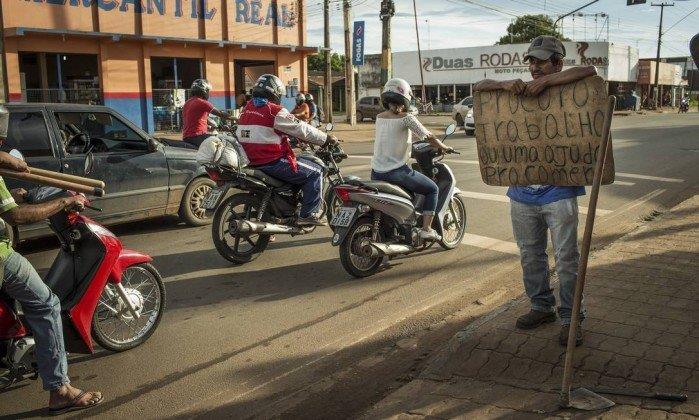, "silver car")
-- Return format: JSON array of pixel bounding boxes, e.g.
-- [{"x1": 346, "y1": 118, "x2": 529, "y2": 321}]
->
[{"x1": 451, "y1": 96, "x2": 475, "y2": 135}]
